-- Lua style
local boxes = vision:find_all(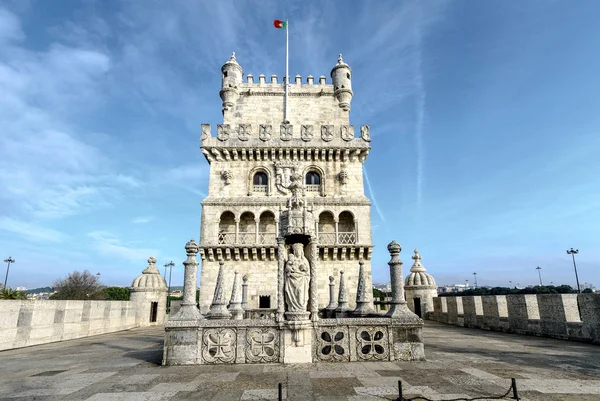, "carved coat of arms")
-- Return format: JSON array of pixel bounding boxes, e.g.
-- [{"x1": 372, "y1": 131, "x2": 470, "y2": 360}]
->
[
  {"x1": 281, "y1": 124, "x2": 293, "y2": 141},
  {"x1": 274, "y1": 161, "x2": 296, "y2": 195},
  {"x1": 259, "y1": 124, "x2": 272, "y2": 141},
  {"x1": 238, "y1": 124, "x2": 251, "y2": 141},
  {"x1": 201, "y1": 124, "x2": 211, "y2": 141},
  {"x1": 301, "y1": 125, "x2": 313, "y2": 142},
  {"x1": 321, "y1": 125, "x2": 333, "y2": 142},
  {"x1": 217, "y1": 124, "x2": 230, "y2": 141},
  {"x1": 340, "y1": 125, "x2": 354, "y2": 141},
  {"x1": 360, "y1": 125, "x2": 371, "y2": 142}
]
